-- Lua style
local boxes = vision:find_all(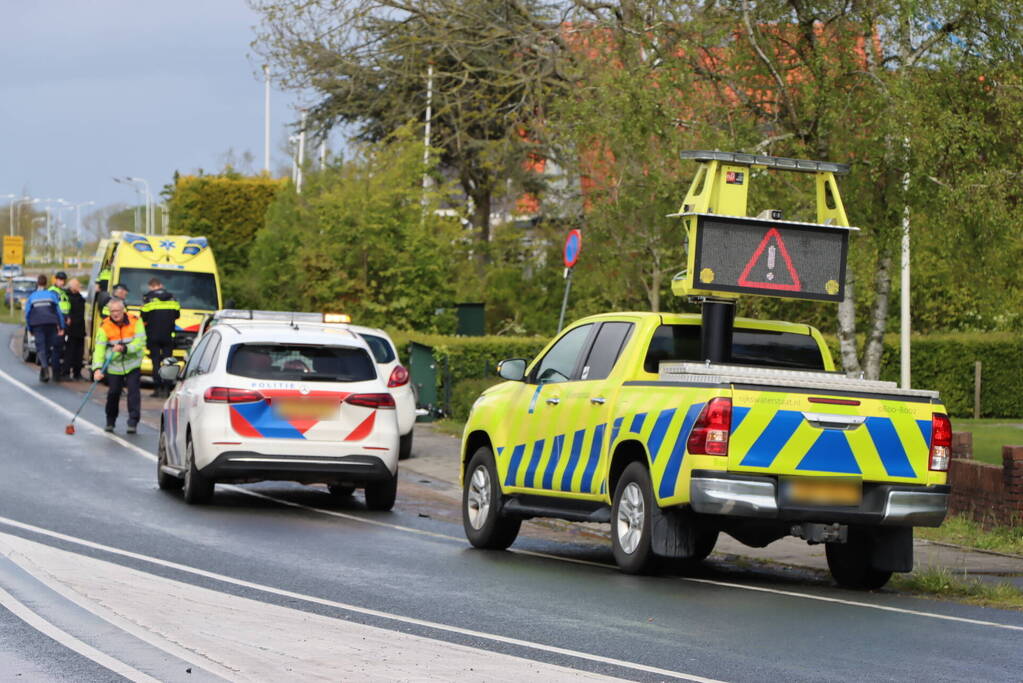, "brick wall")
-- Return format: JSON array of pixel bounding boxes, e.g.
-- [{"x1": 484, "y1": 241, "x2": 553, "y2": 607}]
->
[{"x1": 946, "y1": 433, "x2": 1023, "y2": 527}]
